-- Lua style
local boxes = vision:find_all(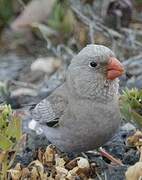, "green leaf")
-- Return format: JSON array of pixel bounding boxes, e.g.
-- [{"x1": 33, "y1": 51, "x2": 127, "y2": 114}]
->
[
  {"x1": 131, "y1": 111, "x2": 142, "y2": 127},
  {"x1": 0, "y1": 134, "x2": 13, "y2": 150},
  {"x1": 6, "y1": 116, "x2": 22, "y2": 141},
  {"x1": 2, "y1": 104, "x2": 12, "y2": 119},
  {"x1": 0, "y1": 116, "x2": 6, "y2": 130},
  {"x1": 61, "y1": 9, "x2": 75, "y2": 33},
  {"x1": 48, "y1": 0, "x2": 75, "y2": 34},
  {"x1": 120, "y1": 88, "x2": 142, "y2": 126},
  {"x1": 120, "y1": 102, "x2": 132, "y2": 121},
  {"x1": 0, "y1": 105, "x2": 12, "y2": 134}
]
